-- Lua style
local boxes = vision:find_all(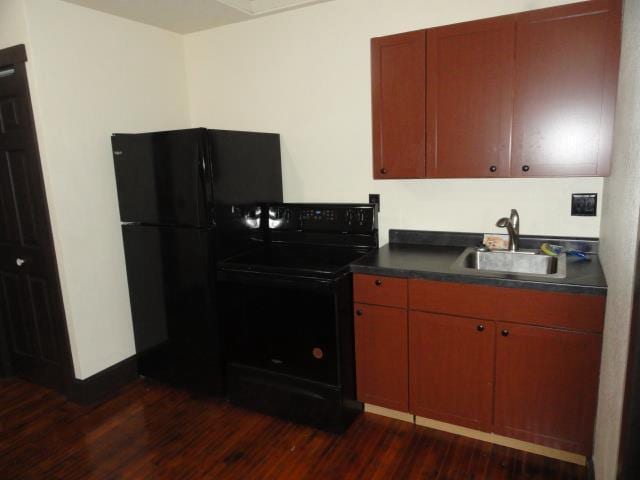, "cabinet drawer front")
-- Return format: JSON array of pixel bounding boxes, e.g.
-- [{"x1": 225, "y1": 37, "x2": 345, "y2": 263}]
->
[
  {"x1": 408, "y1": 279, "x2": 605, "y2": 333},
  {"x1": 354, "y1": 304, "x2": 408, "y2": 411},
  {"x1": 354, "y1": 274, "x2": 407, "y2": 308}
]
